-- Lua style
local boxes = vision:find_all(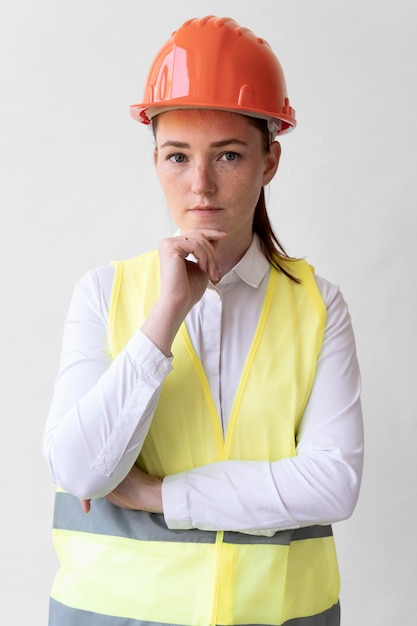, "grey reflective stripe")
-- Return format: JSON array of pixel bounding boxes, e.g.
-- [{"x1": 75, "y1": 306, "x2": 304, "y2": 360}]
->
[
  {"x1": 49, "y1": 598, "x2": 340, "y2": 626},
  {"x1": 224, "y1": 525, "x2": 333, "y2": 545},
  {"x1": 226, "y1": 602, "x2": 340, "y2": 625},
  {"x1": 53, "y1": 492, "x2": 217, "y2": 543},
  {"x1": 53, "y1": 492, "x2": 333, "y2": 545}
]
